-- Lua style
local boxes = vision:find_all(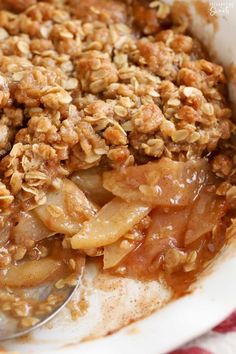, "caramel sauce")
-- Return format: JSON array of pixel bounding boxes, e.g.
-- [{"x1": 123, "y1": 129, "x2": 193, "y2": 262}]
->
[
  {"x1": 107, "y1": 171, "x2": 229, "y2": 297},
  {"x1": 0, "y1": 239, "x2": 83, "y2": 290},
  {"x1": 110, "y1": 220, "x2": 227, "y2": 297}
]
